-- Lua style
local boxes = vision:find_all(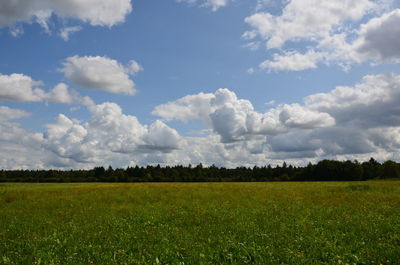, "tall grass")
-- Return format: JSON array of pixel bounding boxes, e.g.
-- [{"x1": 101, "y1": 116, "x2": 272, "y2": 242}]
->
[{"x1": 1, "y1": 182, "x2": 399, "y2": 264}]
